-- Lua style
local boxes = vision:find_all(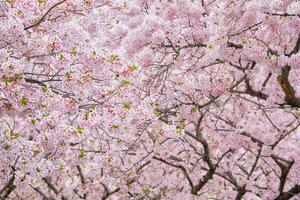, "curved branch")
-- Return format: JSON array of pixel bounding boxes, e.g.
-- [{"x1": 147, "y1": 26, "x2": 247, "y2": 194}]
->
[{"x1": 24, "y1": 0, "x2": 67, "y2": 30}]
